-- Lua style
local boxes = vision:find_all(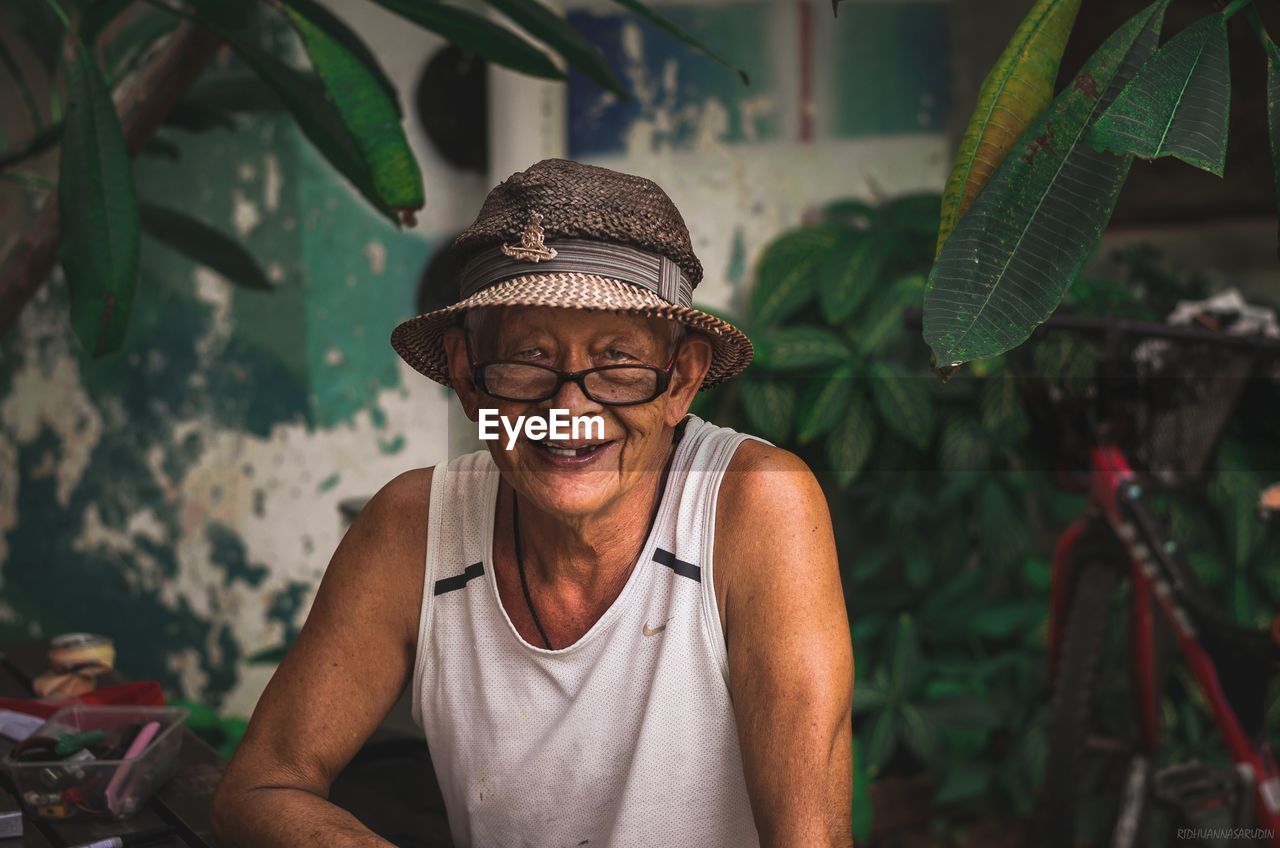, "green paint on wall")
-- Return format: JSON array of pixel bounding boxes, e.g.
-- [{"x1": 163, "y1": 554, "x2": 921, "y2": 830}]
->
[
  {"x1": 128, "y1": 107, "x2": 311, "y2": 436},
  {"x1": 296, "y1": 141, "x2": 434, "y2": 428},
  {"x1": 207, "y1": 523, "x2": 270, "y2": 588},
  {"x1": 318, "y1": 472, "x2": 340, "y2": 492},
  {"x1": 378, "y1": 434, "x2": 406, "y2": 455},
  {"x1": 832, "y1": 3, "x2": 950, "y2": 137}
]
